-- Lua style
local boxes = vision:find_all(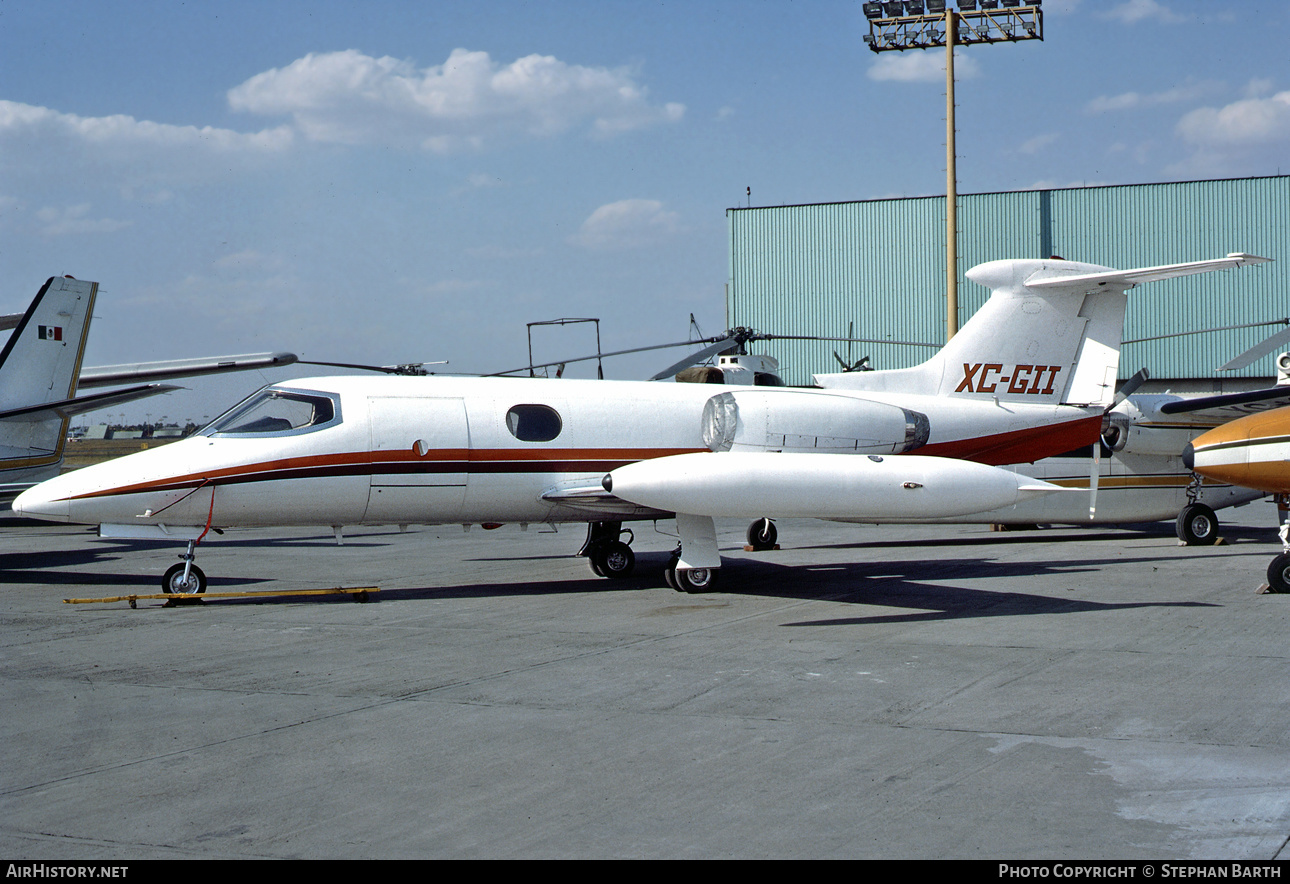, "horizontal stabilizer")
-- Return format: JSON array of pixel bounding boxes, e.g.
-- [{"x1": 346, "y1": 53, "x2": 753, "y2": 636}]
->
[
  {"x1": 1027, "y1": 253, "x2": 1271, "y2": 291},
  {"x1": 0, "y1": 384, "x2": 180, "y2": 423},
  {"x1": 0, "y1": 312, "x2": 22, "y2": 331},
  {"x1": 79, "y1": 352, "x2": 297, "y2": 388}
]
